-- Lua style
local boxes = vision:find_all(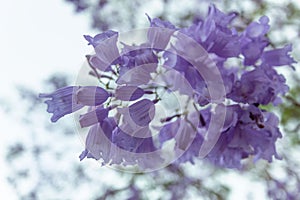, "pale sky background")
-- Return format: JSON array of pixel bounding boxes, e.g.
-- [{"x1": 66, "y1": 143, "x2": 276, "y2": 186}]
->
[
  {"x1": 0, "y1": 0, "x2": 94, "y2": 198},
  {"x1": 0, "y1": 0, "x2": 295, "y2": 199}
]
